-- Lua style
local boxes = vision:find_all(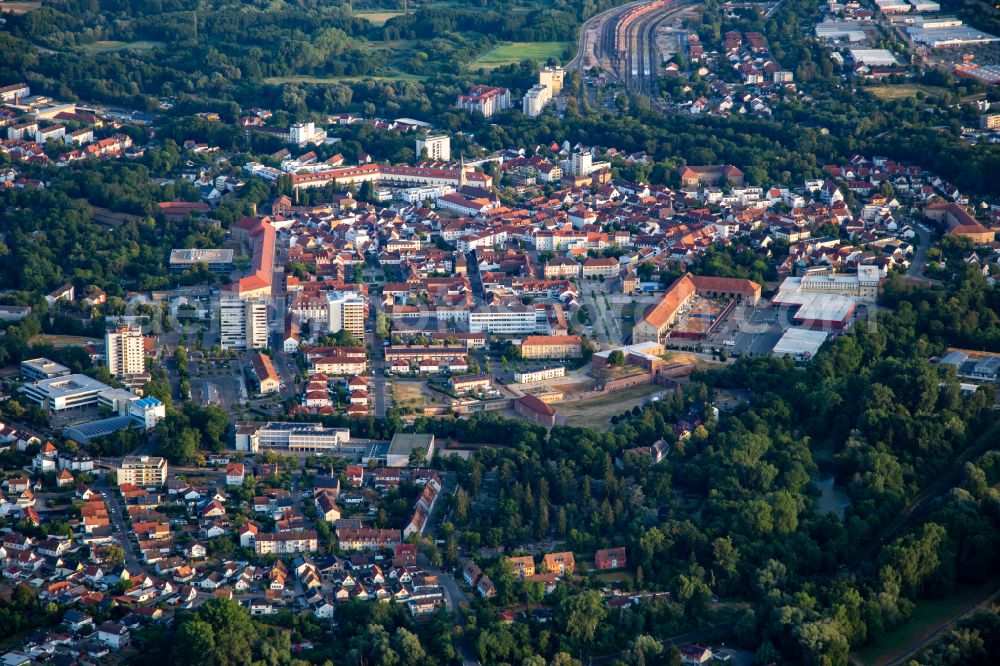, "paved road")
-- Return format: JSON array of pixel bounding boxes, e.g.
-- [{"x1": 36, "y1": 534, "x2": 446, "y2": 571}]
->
[
  {"x1": 368, "y1": 293, "x2": 389, "y2": 418},
  {"x1": 906, "y1": 223, "x2": 940, "y2": 284},
  {"x1": 99, "y1": 482, "x2": 148, "y2": 574}
]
